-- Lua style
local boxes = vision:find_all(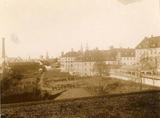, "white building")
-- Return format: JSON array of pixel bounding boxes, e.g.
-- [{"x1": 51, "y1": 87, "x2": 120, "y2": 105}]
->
[
  {"x1": 59, "y1": 48, "x2": 136, "y2": 77},
  {"x1": 60, "y1": 50, "x2": 98, "y2": 76},
  {"x1": 110, "y1": 48, "x2": 136, "y2": 66},
  {"x1": 118, "y1": 49, "x2": 136, "y2": 65},
  {"x1": 71, "y1": 61, "x2": 96, "y2": 76},
  {"x1": 135, "y1": 36, "x2": 160, "y2": 74},
  {"x1": 135, "y1": 36, "x2": 160, "y2": 62},
  {"x1": 59, "y1": 36, "x2": 160, "y2": 77},
  {"x1": 60, "y1": 51, "x2": 79, "y2": 73}
]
